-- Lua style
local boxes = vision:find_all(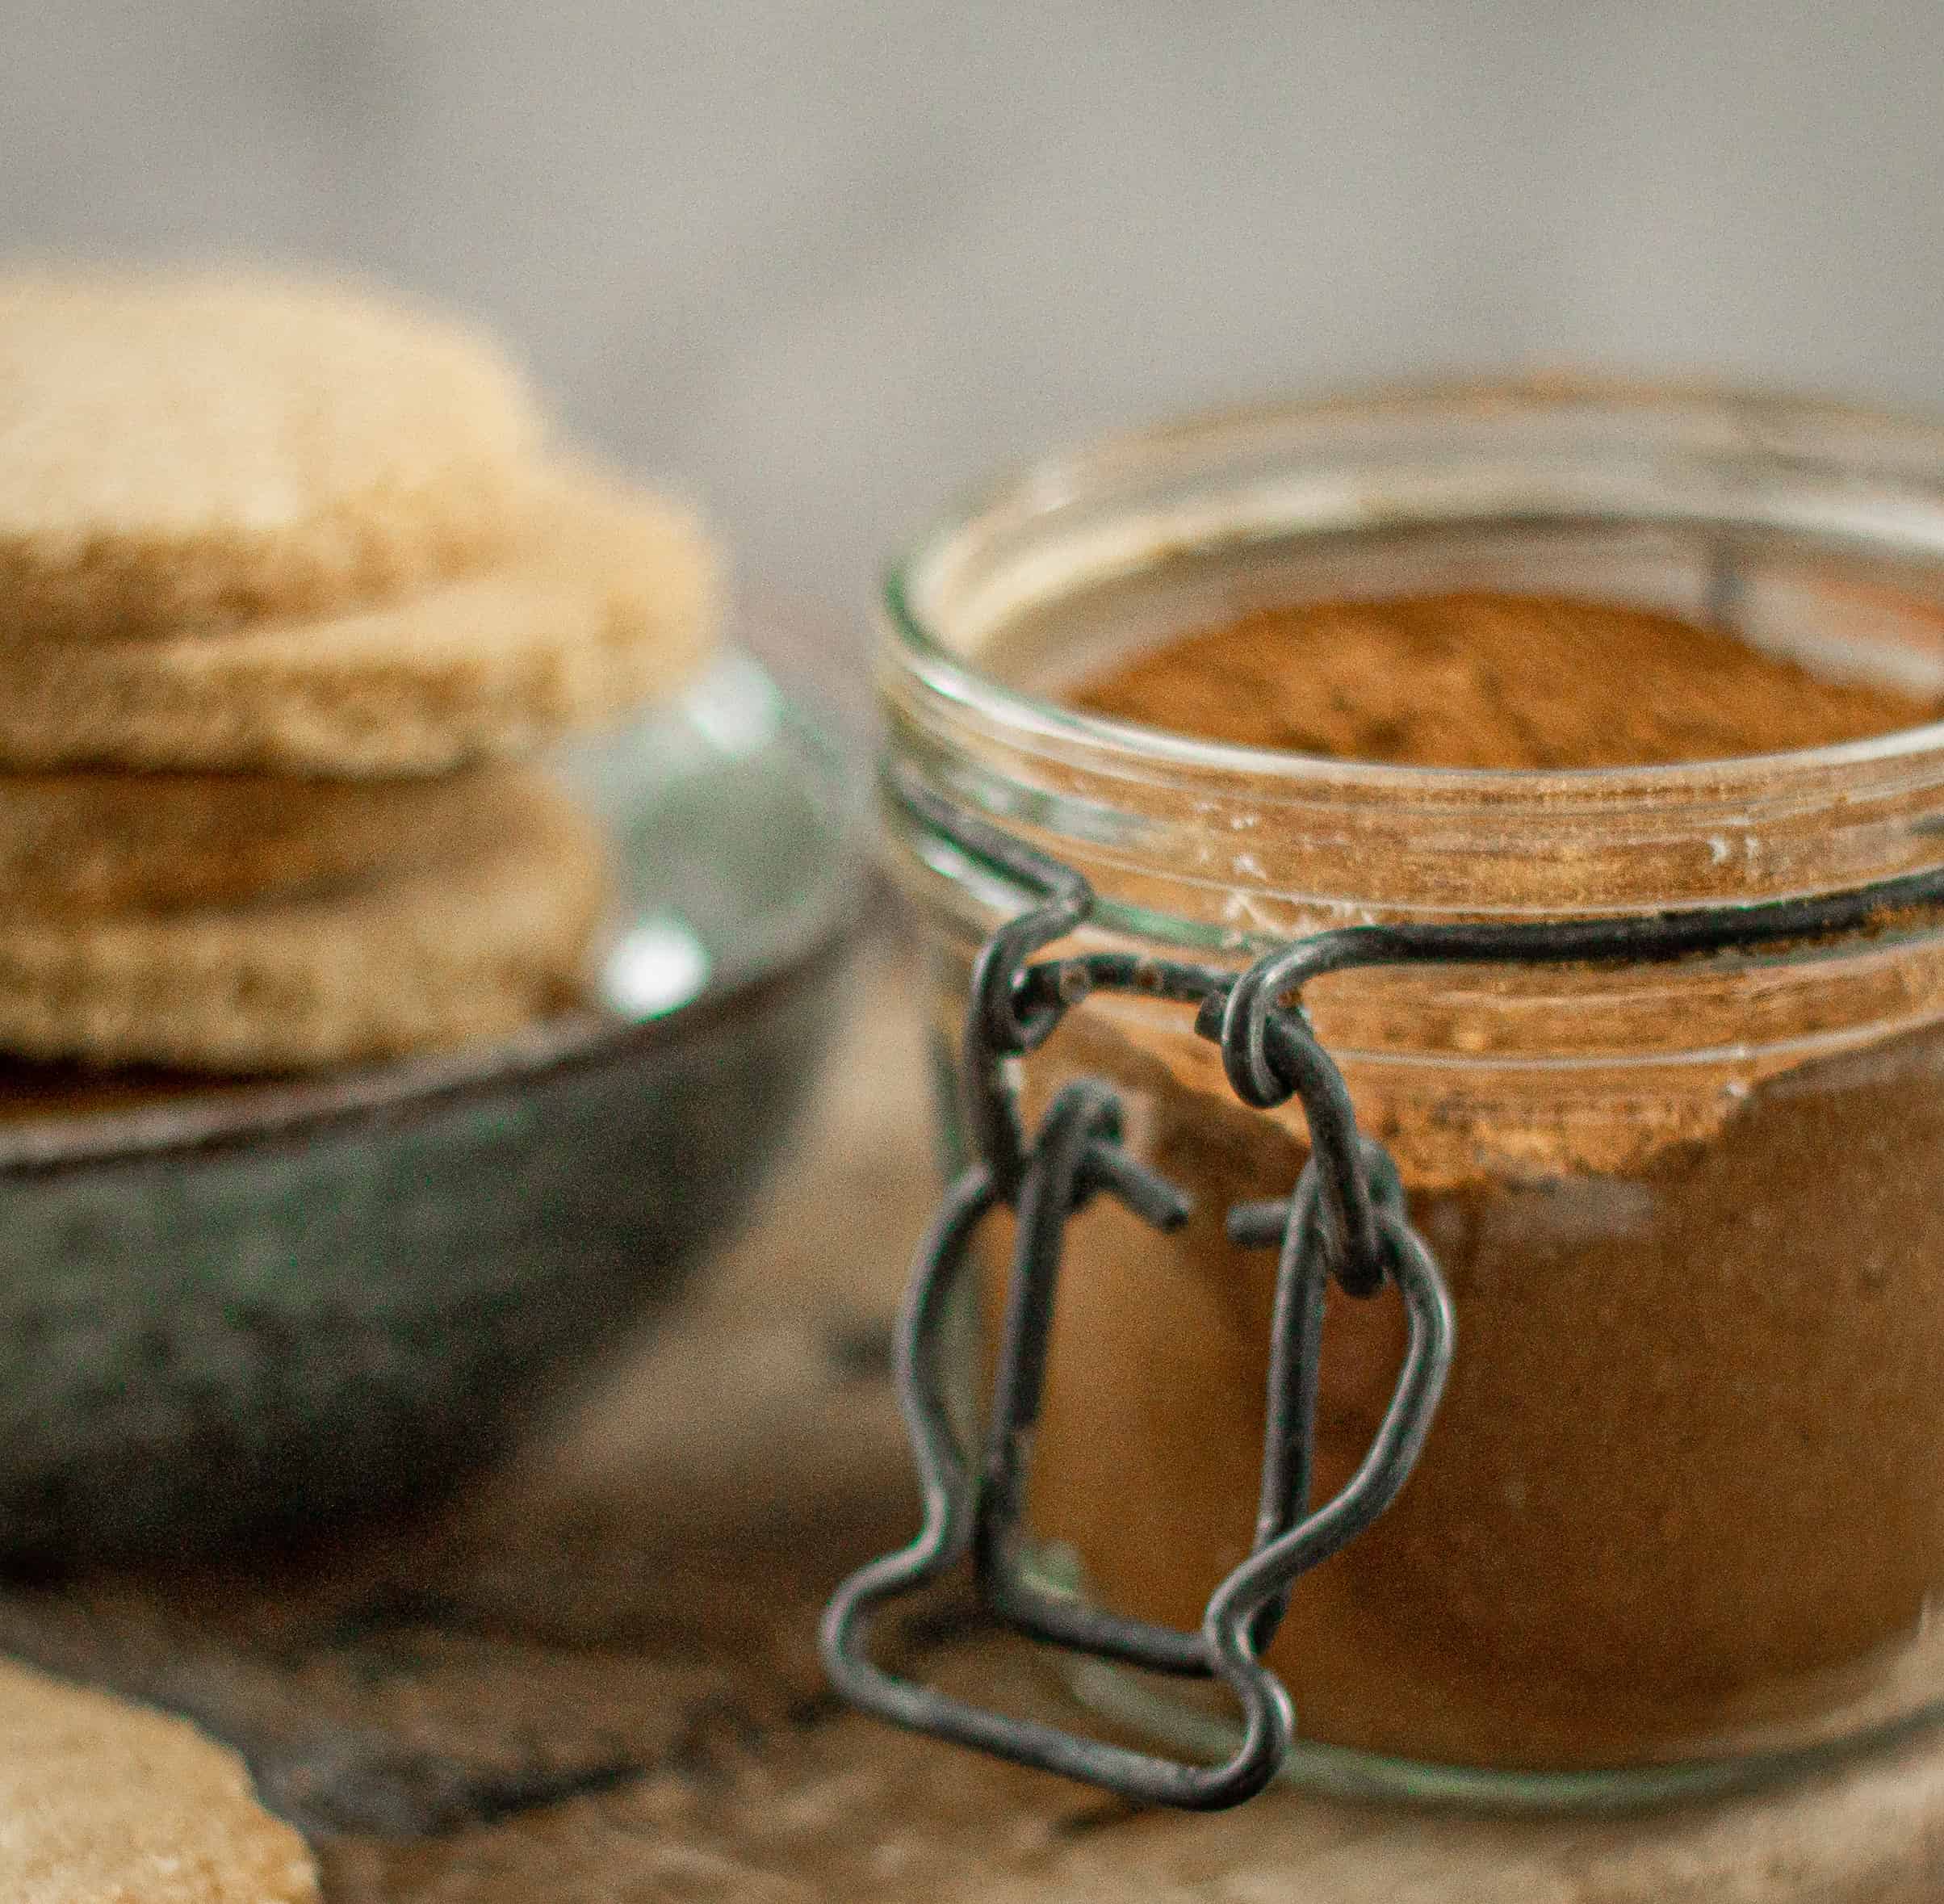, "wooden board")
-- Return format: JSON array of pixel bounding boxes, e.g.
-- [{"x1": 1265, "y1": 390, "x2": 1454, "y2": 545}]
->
[{"x1": 5, "y1": 946, "x2": 1942, "y2": 1902}]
